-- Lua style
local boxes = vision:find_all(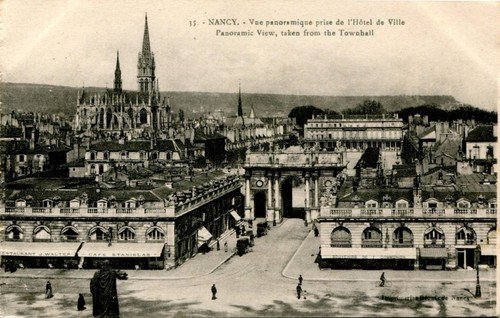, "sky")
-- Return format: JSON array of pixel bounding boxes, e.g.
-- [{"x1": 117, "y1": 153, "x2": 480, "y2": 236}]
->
[{"x1": 1, "y1": 0, "x2": 497, "y2": 110}]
